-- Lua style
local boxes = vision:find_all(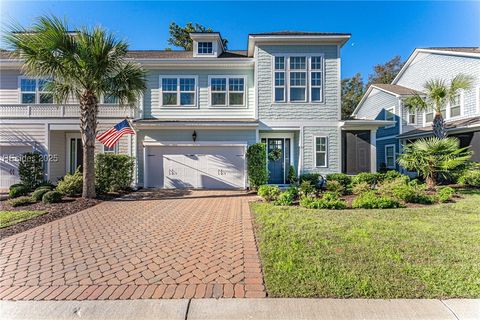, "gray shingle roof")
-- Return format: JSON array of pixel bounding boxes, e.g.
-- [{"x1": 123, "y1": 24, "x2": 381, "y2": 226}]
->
[
  {"x1": 372, "y1": 84, "x2": 423, "y2": 96},
  {"x1": 398, "y1": 116, "x2": 480, "y2": 138},
  {"x1": 423, "y1": 47, "x2": 480, "y2": 54},
  {"x1": 249, "y1": 31, "x2": 351, "y2": 36}
]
